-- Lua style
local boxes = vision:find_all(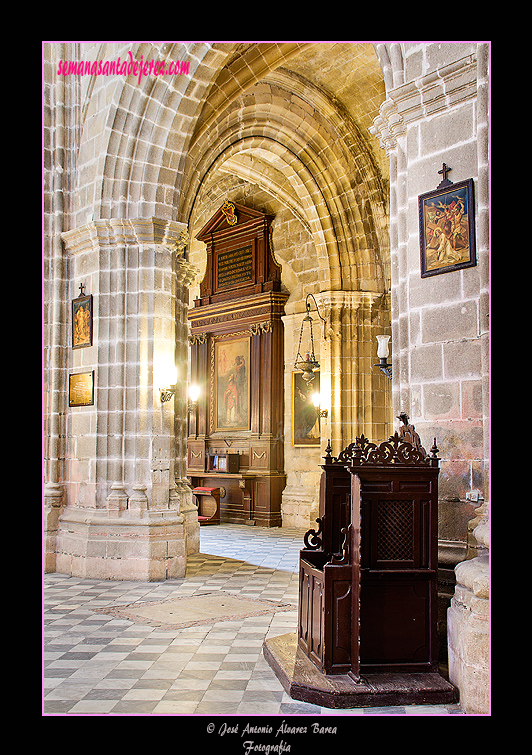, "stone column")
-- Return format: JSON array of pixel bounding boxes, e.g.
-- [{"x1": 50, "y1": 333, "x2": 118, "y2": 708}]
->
[
  {"x1": 174, "y1": 234, "x2": 201, "y2": 556},
  {"x1": 281, "y1": 291, "x2": 392, "y2": 529},
  {"x1": 281, "y1": 310, "x2": 322, "y2": 529},
  {"x1": 51, "y1": 218, "x2": 199, "y2": 581},
  {"x1": 447, "y1": 506, "x2": 489, "y2": 714},
  {"x1": 369, "y1": 96, "x2": 408, "y2": 418},
  {"x1": 319, "y1": 290, "x2": 392, "y2": 454},
  {"x1": 447, "y1": 44, "x2": 491, "y2": 715},
  {"x1": 43, "y1": 42, "x2": 71, "y2": 571}
]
